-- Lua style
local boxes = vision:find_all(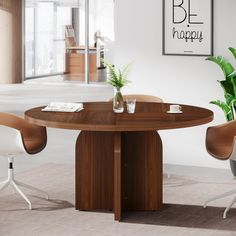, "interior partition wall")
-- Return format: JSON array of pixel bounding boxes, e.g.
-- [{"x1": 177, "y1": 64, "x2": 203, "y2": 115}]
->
[{"x1": 0, "y1": 0, "x2": 22, "y2": 84}]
